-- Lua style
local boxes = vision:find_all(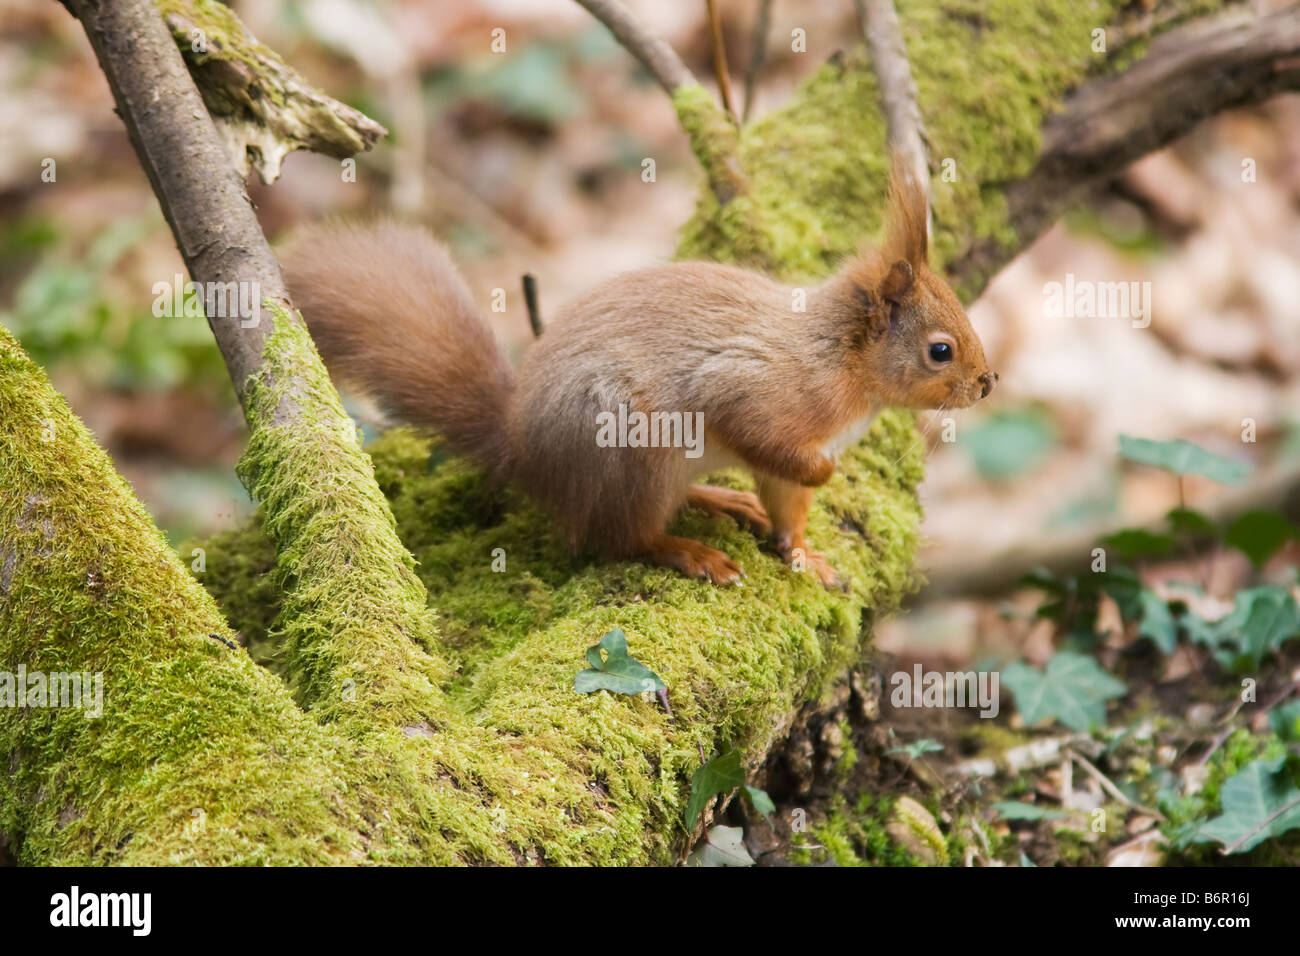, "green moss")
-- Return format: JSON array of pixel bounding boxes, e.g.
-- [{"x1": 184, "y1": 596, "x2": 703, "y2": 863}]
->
[
  {"x1": 0, "y1": 323, "x2": 373, "y2": 864},
  {"x1": 198, "y1": 409, "x2": 926, "y2": 863},
  {"x1": 671, "y1": 84, "x2": 749, "y2": 207},
  {"x1": 794, "y1": 795, "x2": 921, "y2": 866},
  {"x1": 236, "y1": 305, "x2": 451, "y2": 733},
  {"x1": 676, "y1": 55, "x2": 890, "y2": 281}
]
